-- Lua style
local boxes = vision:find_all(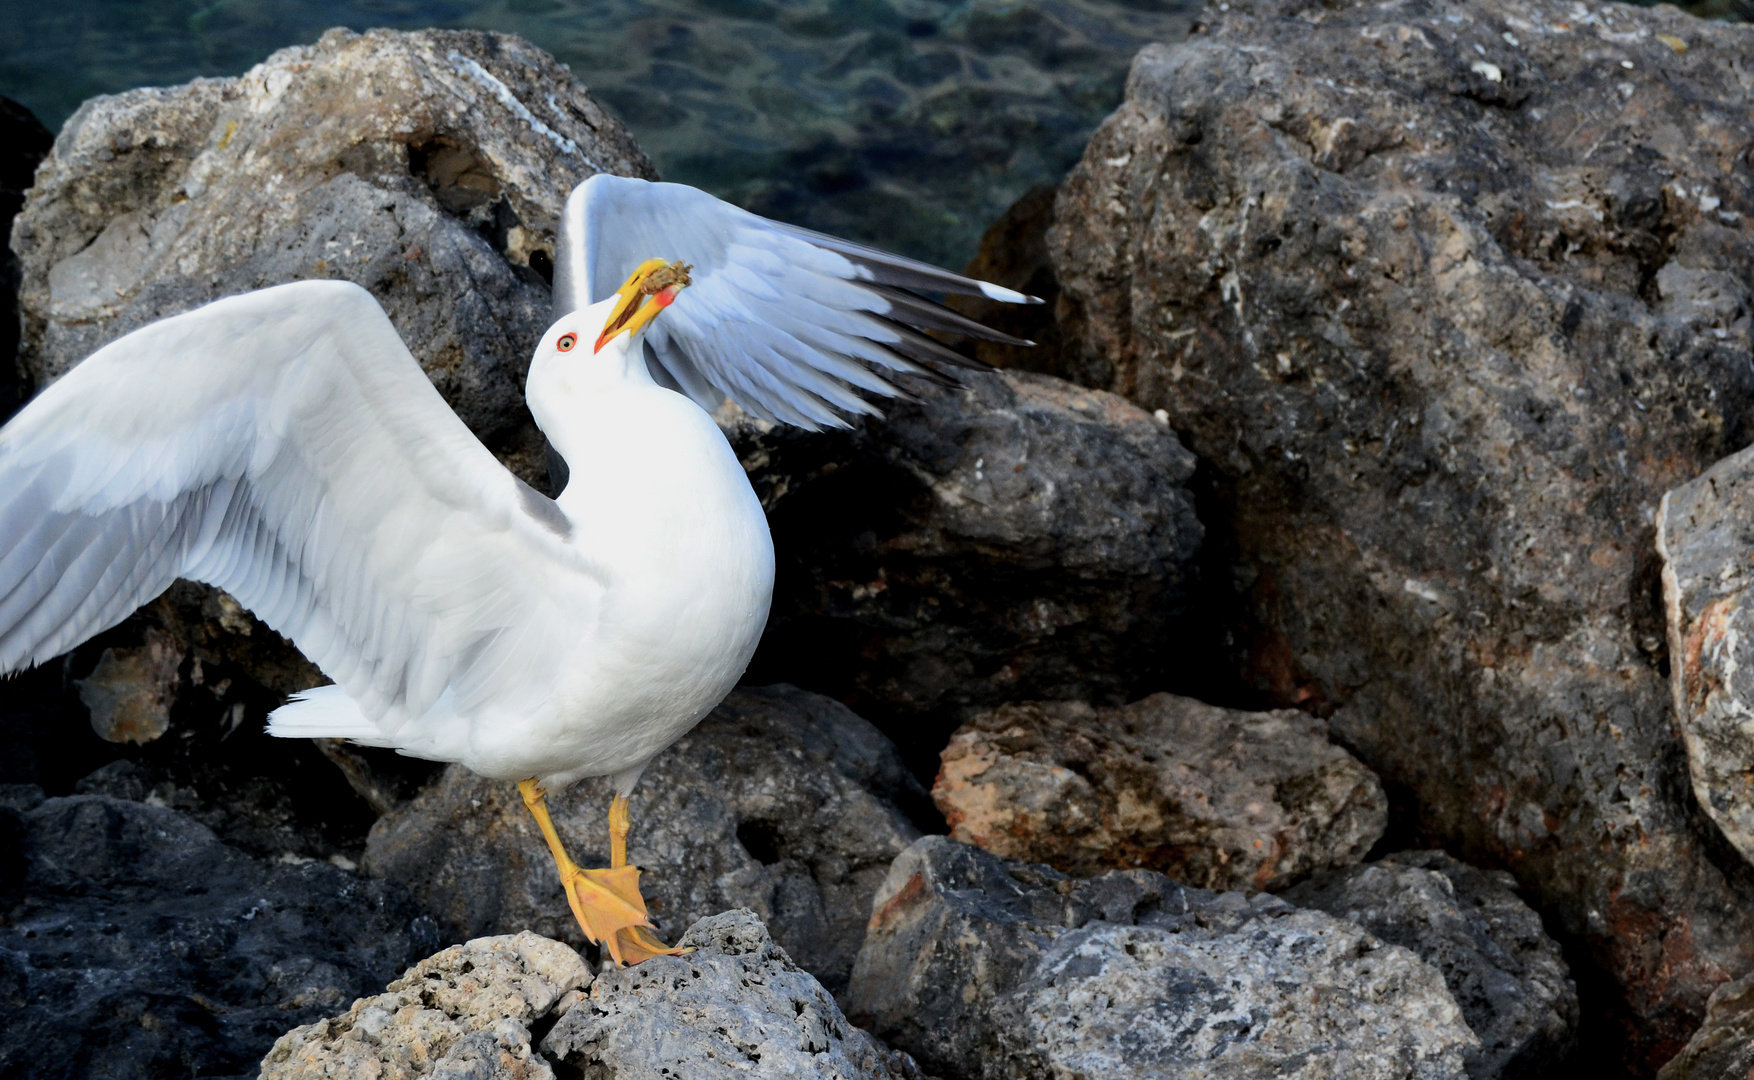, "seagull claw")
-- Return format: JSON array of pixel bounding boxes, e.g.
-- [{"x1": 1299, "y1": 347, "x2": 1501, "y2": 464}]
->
[
  {"x1": 561, "y1": 864, "x2": 686, "y2": 965},
  {"x1": 518, "y1": 778, "x2": 684, "y2": 966}
]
